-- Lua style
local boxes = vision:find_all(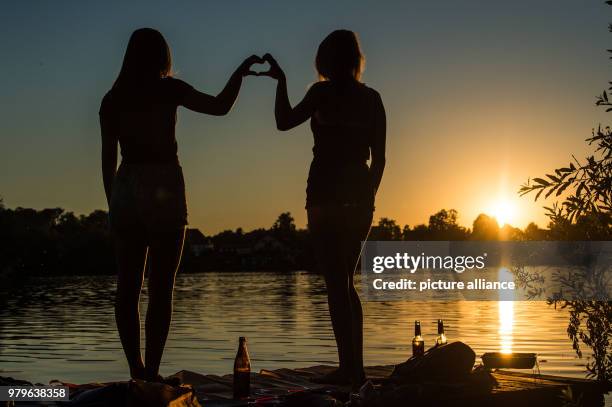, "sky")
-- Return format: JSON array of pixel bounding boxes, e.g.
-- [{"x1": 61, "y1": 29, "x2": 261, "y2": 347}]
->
[{"x1": 0, "y1": 1, "x2": 610, "y2": 234}]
